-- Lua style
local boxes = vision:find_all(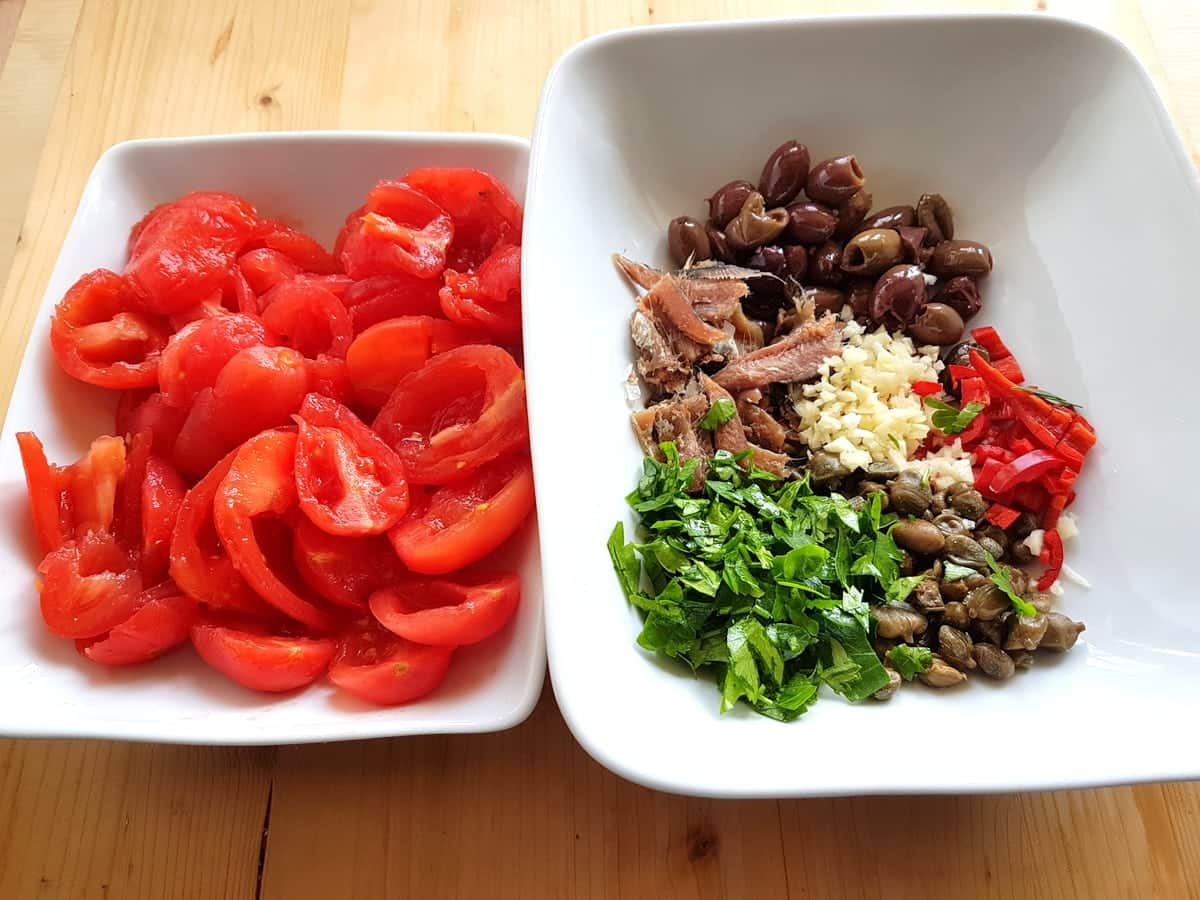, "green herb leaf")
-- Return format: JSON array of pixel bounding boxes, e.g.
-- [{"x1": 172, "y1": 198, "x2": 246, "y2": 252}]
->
[
  {"x1": 984, "y1": 552, "x2": 1038, "y2": 617},
  {"x1": 753, "y1": 674, "x2": 820, "y2": 722},
  {"x1": 699, "y1": 397, "x2": 737, "y2": 430},
  {"x1": 941, "y1": 562, "x2": 977, "y2": 582},
  {"x1": 820, "y1": 609, "x2": 892, "y2": 702},
  {"x1": 925, "y1": 397, "x2": 986, "y2": 435},
  {"x1": 1019, "y1": 385, "x2": 1081, "y2": 410},
  {"x1": 637, "y1": 612, "x2": 697, "y2": 658},
  {"x1": 884, "y1": 574, "x2": 925, "y2": 605},
  {"x1": 888, "y1": 644, "x2": 933, "y2": 681},
  {"x1": 607, "y1": 522, "x2": 640, "y2": 601}
]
